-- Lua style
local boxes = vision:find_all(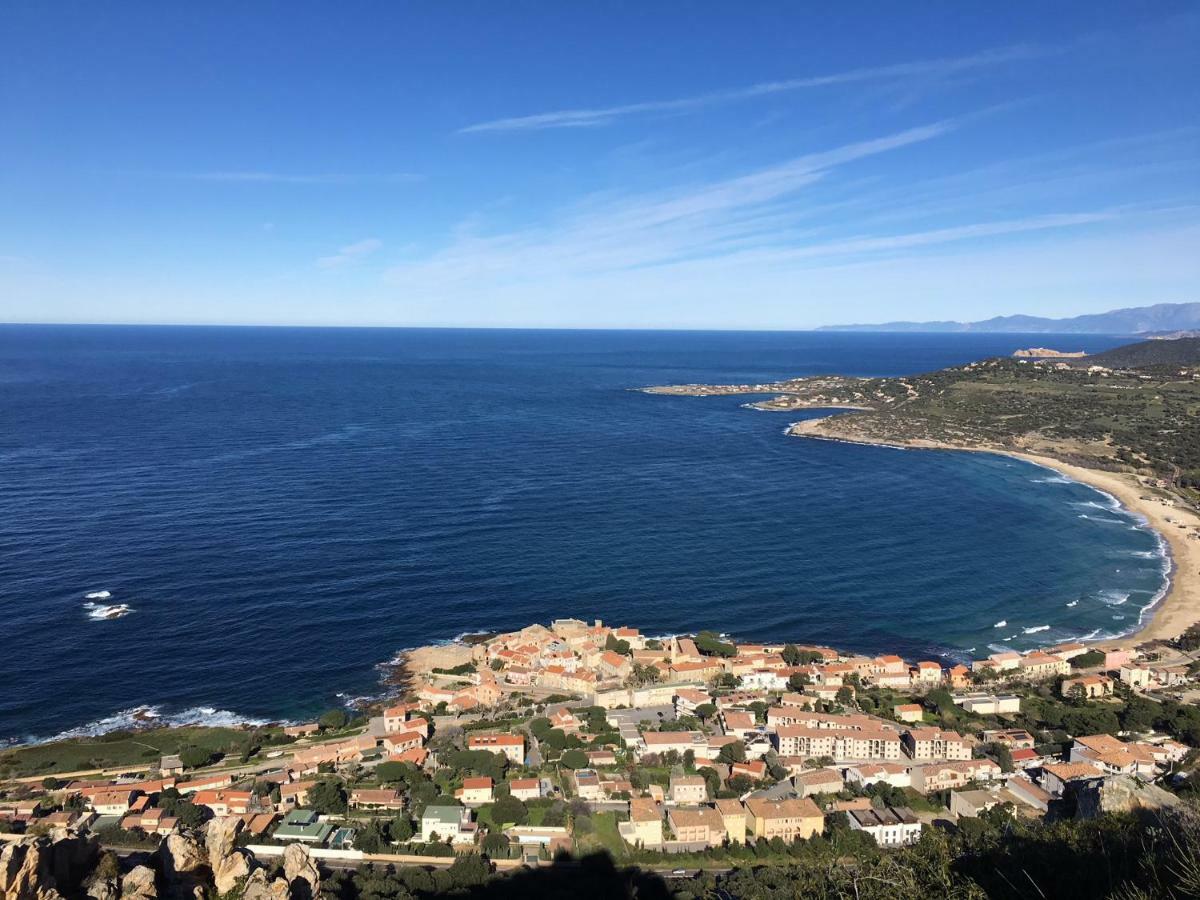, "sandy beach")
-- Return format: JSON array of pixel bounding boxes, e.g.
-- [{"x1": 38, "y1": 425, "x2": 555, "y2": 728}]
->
[
  {"x1": 1004, "y1": 452, "x2": 1200, "y2": 646},
  {"x1": 788, "y1": 417, "x2": 1200, "y2": 647}
]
